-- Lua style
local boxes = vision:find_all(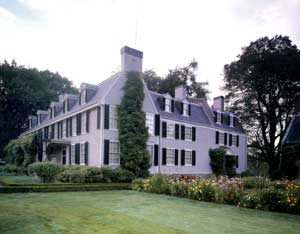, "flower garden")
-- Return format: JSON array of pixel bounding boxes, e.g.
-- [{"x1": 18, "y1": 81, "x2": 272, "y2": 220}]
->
[{"x1": 132, "y1": 174, "x2": 300, "y2": 215}]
